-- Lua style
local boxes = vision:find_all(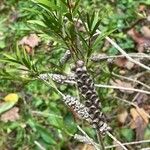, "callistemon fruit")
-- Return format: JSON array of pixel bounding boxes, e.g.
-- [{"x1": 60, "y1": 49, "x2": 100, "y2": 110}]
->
[
  {"x1": 63, "y1": 95, "x2": 91, "y2": 122},
  {"x1": 72, "y1": 60, "x2": 111, "y2": 134}
]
